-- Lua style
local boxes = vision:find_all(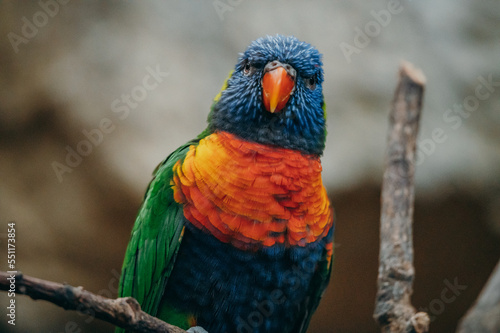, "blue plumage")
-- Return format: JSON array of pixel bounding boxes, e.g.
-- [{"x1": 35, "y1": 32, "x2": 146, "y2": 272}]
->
[
  {"x1": 209, "y1": 35, "x2": 326, "y2": 156},
  {"x1": 162, "y1": 222, "x2": 333, "y2": 333}
]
